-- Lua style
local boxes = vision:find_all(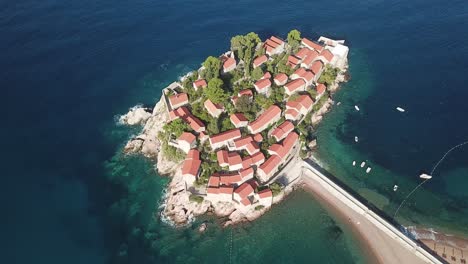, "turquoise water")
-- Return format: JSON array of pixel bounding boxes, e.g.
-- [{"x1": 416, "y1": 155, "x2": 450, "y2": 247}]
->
[{"x1": 2, "y1": 0, "x2": 468, "y2": 262}]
